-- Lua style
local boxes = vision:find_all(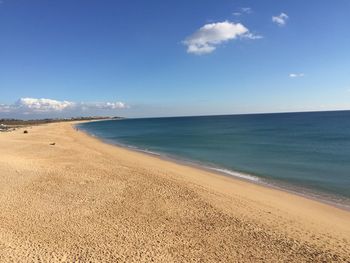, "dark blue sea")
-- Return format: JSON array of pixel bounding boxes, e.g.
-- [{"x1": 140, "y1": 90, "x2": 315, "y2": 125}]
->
[{"x1": 77, "y1": 111, "x2": 350, "y2": 208}]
